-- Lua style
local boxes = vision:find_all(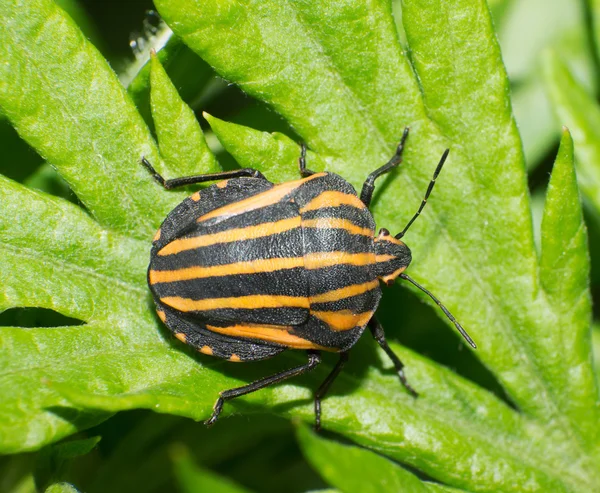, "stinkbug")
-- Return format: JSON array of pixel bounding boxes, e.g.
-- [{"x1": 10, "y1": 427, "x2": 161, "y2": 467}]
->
[{"x1": 144, "y1": 128, "x2": 476, "y2": 429}]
